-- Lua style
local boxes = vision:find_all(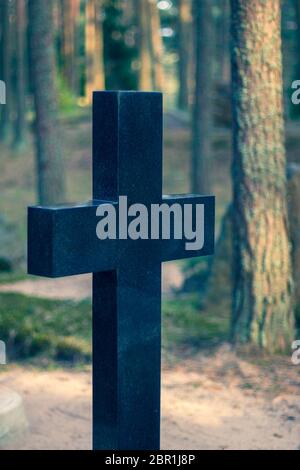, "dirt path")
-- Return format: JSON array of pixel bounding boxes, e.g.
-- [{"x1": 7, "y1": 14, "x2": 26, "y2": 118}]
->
[
  {"x1": 0, "y1": 346, "x2": 299, "y2": 450},
  {"x1": 0, "y1": 263, "x2": 183, "y2": 300}
]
